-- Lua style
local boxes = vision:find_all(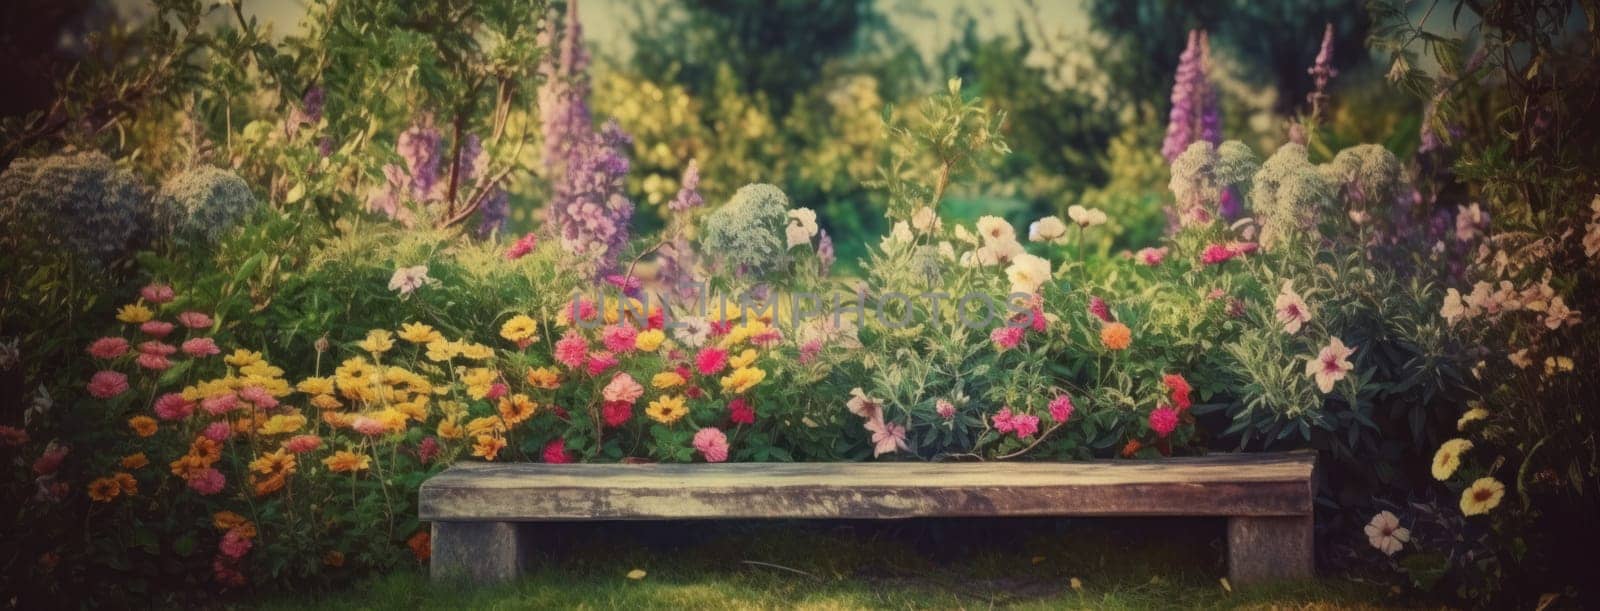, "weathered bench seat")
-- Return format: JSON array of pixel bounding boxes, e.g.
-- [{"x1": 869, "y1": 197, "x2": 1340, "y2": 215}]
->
[{"x1": 419, "y1": 452, "x2": 1315, "y2": 585}]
